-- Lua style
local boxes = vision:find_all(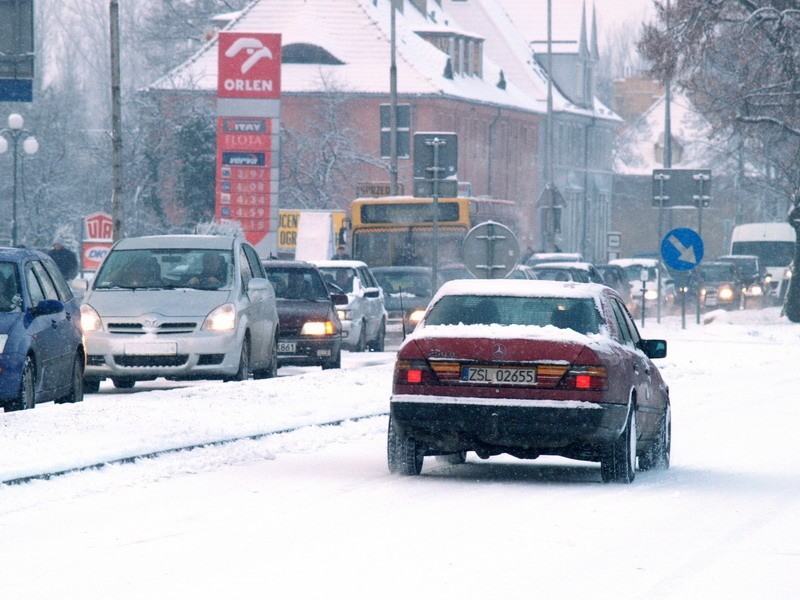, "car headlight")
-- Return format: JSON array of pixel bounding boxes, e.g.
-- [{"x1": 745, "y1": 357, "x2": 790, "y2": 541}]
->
[
  {"x1": 202, "y1": 303, "x2": 236, "y2": 331},
  {"x1": 301, "y1": 321, "x2": 335, "y2": 336},
  {"x1": 786, "y1": 267, "x2": 793, "y2": 279},
  {"x1": 0, "y1": 334, "x2": 7, "y2": 353},
  {"x1": 718, "y1": 286, "x2": 734, "y2": 301},
  {"x1": 408, "y1": 309, "x2": 426, "y2": 324},
  {"x1": 337, "y1": 309, "x2": 353, "y2": 321},
  {"x1": 749, "y1": 284, "x2": 763, "y2": 296},
  {"x1": 644, "y1": 289, "x2": 658, "y2": 301},
  {"x1": 80, "y1": 304, "x2": 103, "y2": 332}
]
